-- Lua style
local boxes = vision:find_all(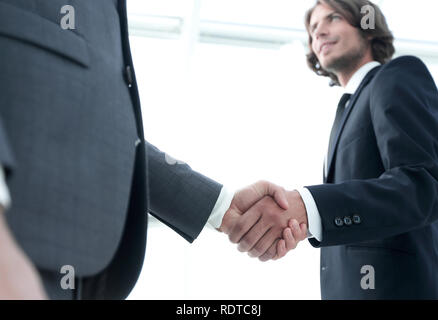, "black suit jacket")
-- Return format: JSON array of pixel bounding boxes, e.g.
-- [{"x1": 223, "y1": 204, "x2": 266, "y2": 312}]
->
[
  {"x1": 0, "y1": 0, "x2": 222, "y2": 299},
  {"x1": 306, "y1": 56, "x2": 438, "y2": 299}
]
